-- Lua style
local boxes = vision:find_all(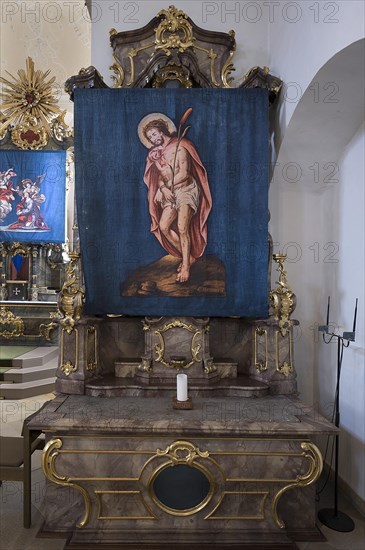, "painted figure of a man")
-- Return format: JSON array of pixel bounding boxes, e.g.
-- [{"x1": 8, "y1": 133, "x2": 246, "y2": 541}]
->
[{"x1": 139, "y1": 110, "x2": 212, "y2": 283}]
